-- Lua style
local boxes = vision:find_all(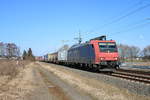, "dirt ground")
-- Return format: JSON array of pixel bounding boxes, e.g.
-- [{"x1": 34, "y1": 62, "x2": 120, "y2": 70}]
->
[
  {"x1": 0, "y1": 60, "x2": 50, "y2": 100},
  {"x1": 0, "y1": 61, "x2": 150, "y2": 100}
]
